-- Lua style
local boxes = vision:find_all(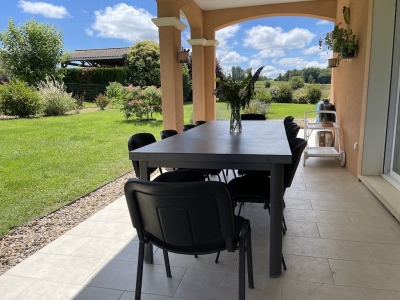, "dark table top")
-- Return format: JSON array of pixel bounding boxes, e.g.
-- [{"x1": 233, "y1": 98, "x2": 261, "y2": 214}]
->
[{"x1": 129, "y1": 120, "x2": 292, "y2": 170}]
